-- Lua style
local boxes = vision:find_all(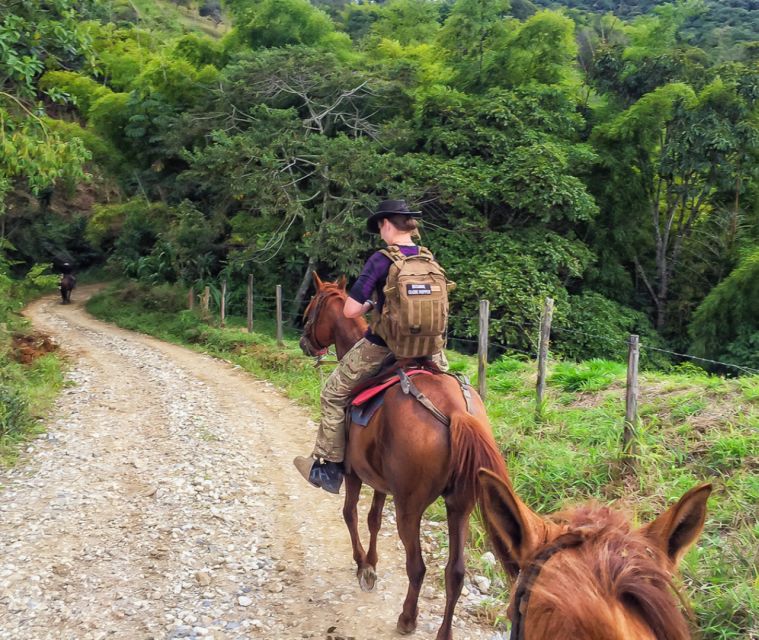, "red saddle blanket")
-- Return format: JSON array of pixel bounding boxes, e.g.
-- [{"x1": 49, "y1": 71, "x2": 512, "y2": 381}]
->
[{"x1": 351, "y1": 369, "x2": 434, "y2": 406}]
